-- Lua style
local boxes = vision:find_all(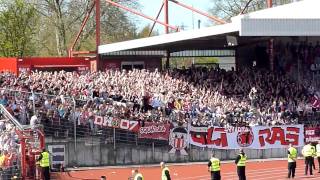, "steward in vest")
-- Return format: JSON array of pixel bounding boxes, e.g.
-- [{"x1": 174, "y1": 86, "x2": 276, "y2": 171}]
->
[
  {"x1": 287, "y1": 144, "x2": 297, "y2": 179},
  {"x1": 235, "y1": 149, "x2": 247, "y2": 180},
  {"x1": 316, "y1": 141, "x2": 320, "y2": 173},
  {"x1": 37, "y1": 148, "x2": 50, "y2": 180},
  {"x1": 132, "y1": 169, "x2": 144, "y2": 180},
  {"x1": 207, "y1": 153, "x2": 221, "y2": 180},
  {"x1": 160, "y1": 162, "x2": 171, "y2": 180},
  {"x1": 302, "y1": 142, "x2": 316, "y2": 175}
]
